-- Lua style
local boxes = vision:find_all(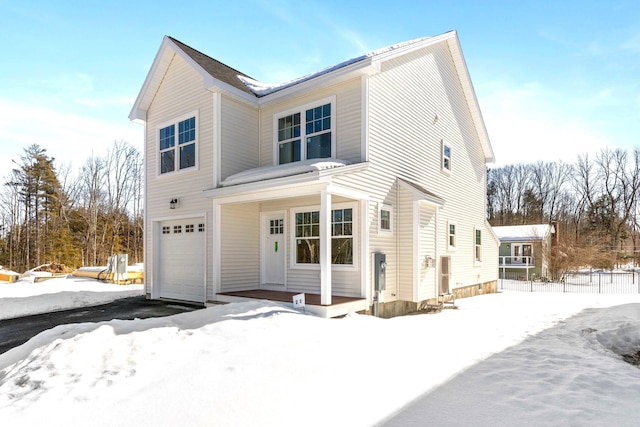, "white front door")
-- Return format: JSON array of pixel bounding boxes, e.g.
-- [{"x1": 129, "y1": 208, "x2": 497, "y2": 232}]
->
[{"x1": 262, "y1": 212, "x2": 285, "y2": 286}]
